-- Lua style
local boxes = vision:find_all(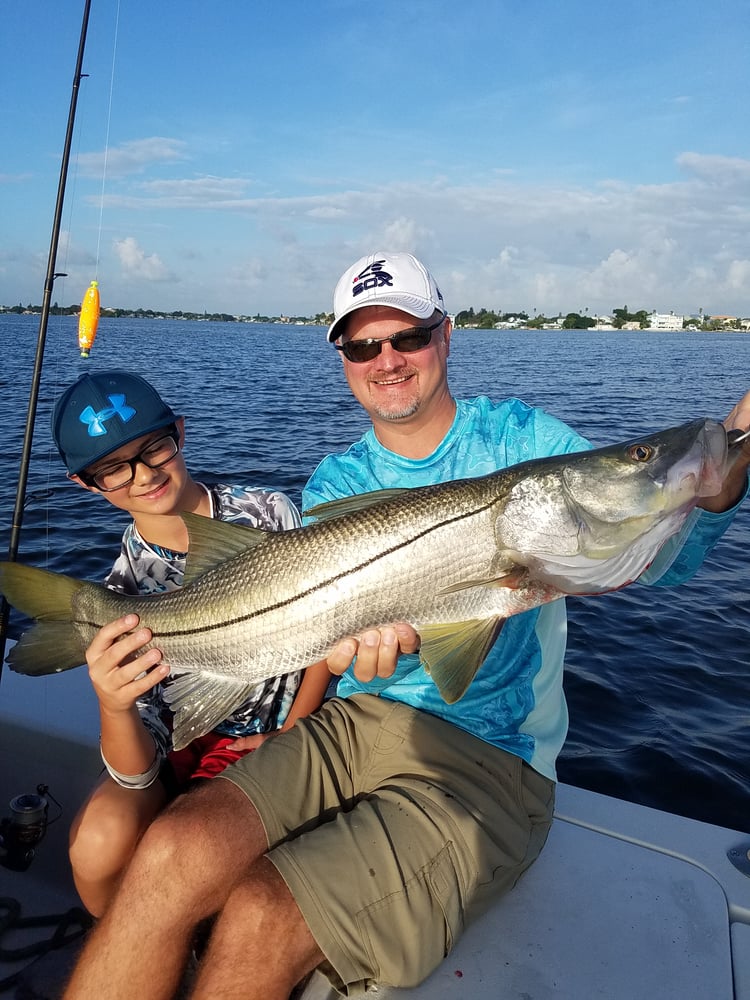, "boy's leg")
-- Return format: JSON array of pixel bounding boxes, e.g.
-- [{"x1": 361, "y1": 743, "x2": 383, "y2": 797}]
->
[
  {"x1": 68, "y1": 775, "x2": 169, "y2": 917},
  {"x1": 63, "y1": 779, "x2": 274, "y2": 1000}
]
